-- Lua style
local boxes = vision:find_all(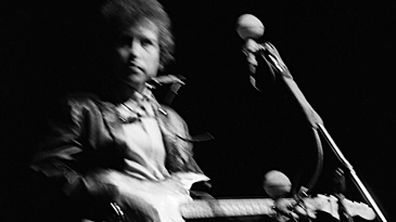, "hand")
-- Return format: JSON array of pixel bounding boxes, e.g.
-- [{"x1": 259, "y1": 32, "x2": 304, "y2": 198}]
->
[
  {"x1": 273, "y1": 198, "x2": 300, "y2": 222},
  {"x1": 272, "y1": 198, "x2": 317, "y2": 222}
]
